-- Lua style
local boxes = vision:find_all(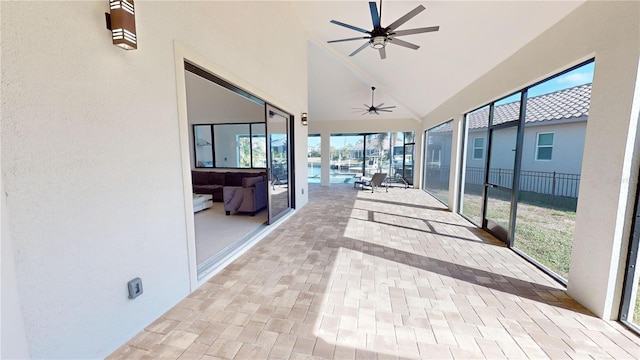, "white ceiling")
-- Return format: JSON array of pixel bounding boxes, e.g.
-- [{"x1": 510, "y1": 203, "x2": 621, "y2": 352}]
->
[{"x1": 292, "y1": 0, "x2": 585, "y2": 123}]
